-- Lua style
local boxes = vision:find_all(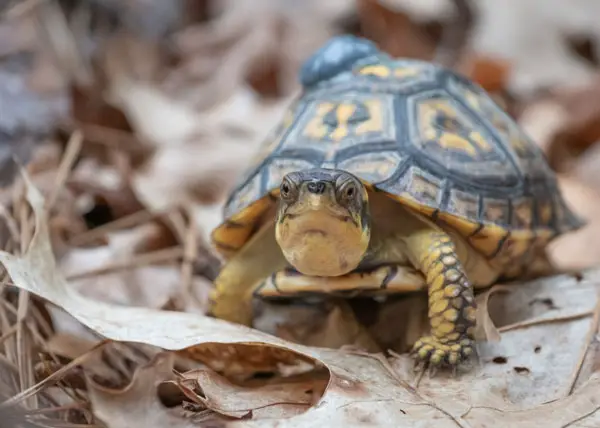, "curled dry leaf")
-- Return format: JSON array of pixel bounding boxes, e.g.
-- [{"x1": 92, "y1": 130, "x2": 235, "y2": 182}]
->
[
  {"x1": 2, "y1": 169, "x2": 600, "y2": 426},
  {"x1": 87, "y1": 352, "x2": 204, "y2": 428},
  {"x1": 473, "y1": 285, "x2": 511, "y2": 342},
  {"x1": 176, "y1": 368, "x2": 326, "y2": 419}
]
